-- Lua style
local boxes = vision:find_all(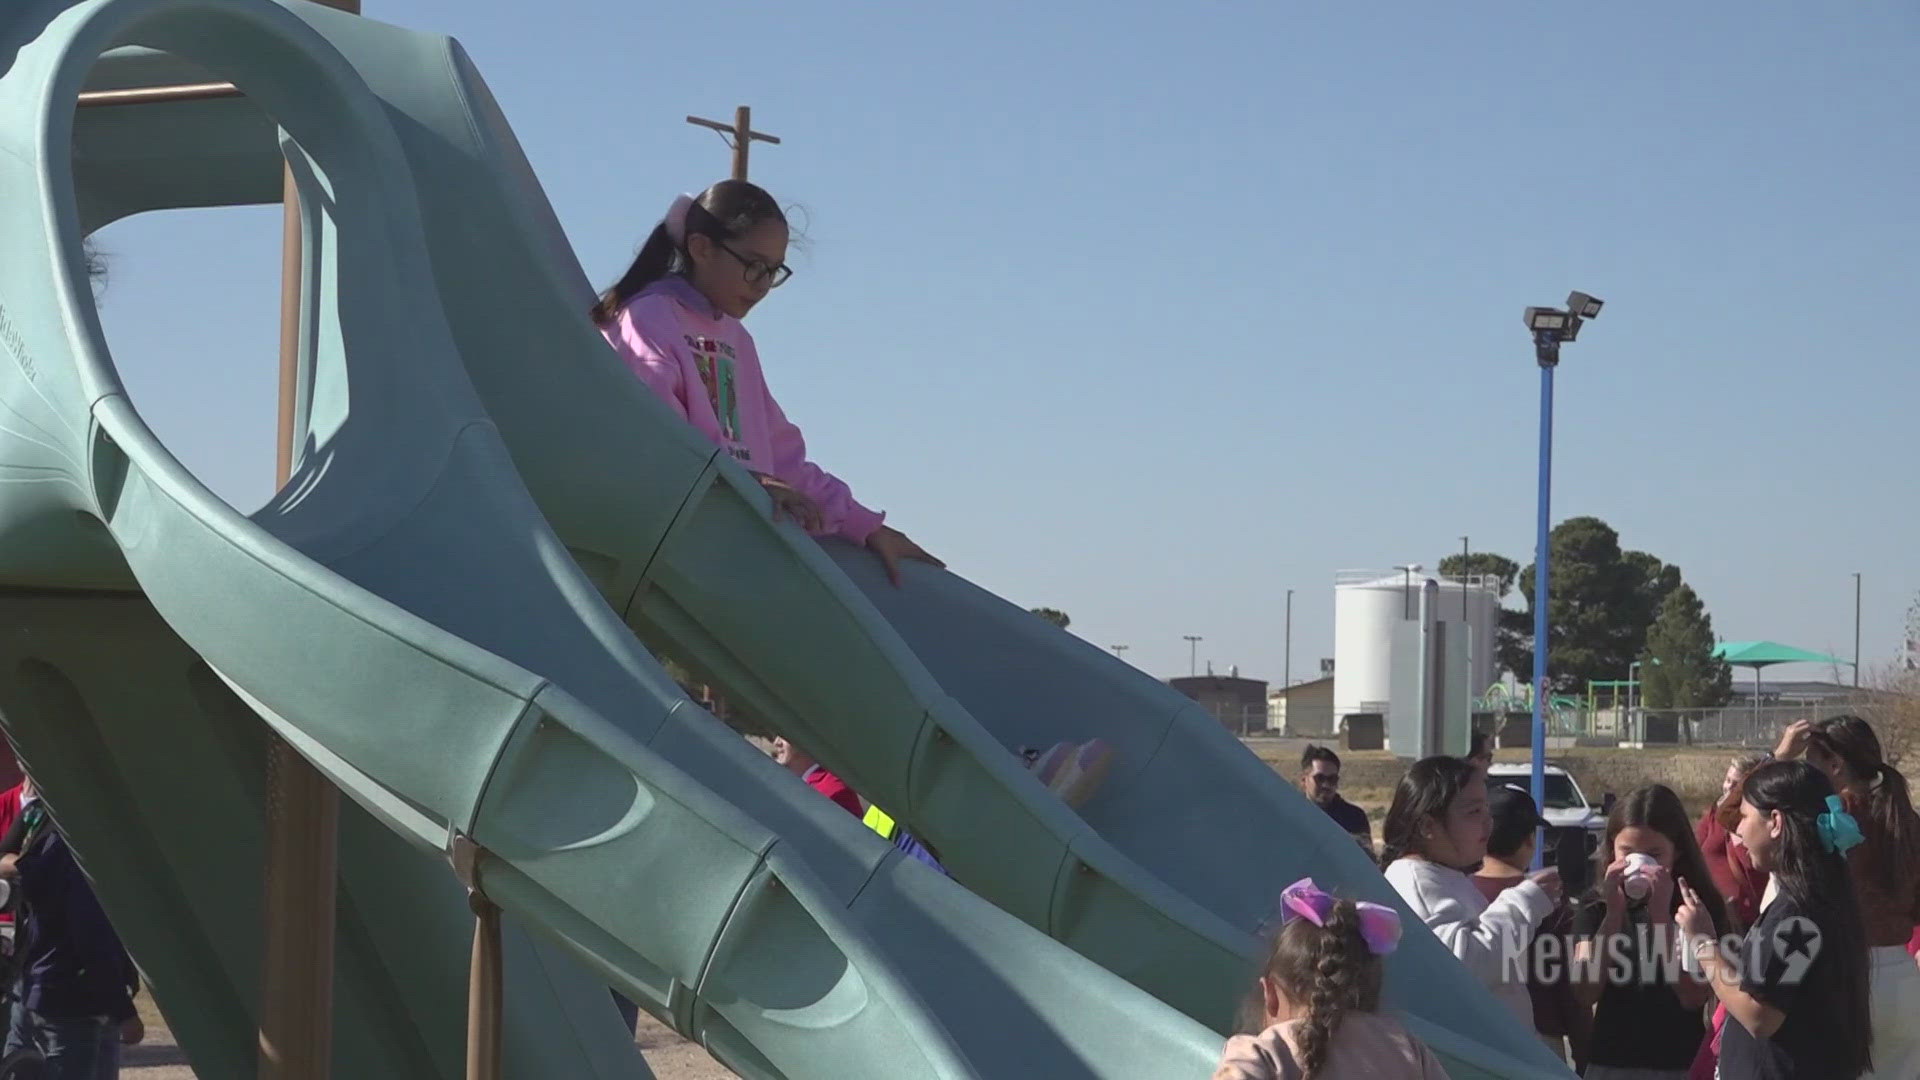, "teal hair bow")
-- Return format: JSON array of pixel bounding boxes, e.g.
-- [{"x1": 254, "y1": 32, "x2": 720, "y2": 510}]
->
[{"x1": 1817, "y1": 794, "x2": 1865, "y2": 855}]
